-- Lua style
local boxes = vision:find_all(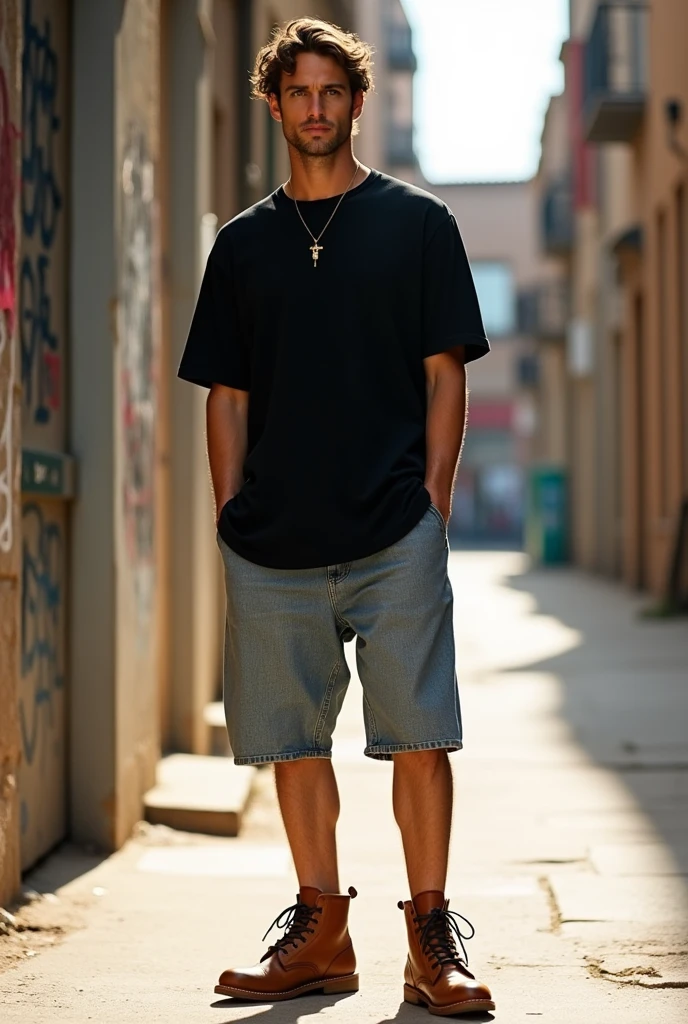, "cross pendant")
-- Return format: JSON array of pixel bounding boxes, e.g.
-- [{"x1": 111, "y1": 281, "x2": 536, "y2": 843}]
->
[{"x1": 310, "y1": 242, "x2": 323, "y2": 267}]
